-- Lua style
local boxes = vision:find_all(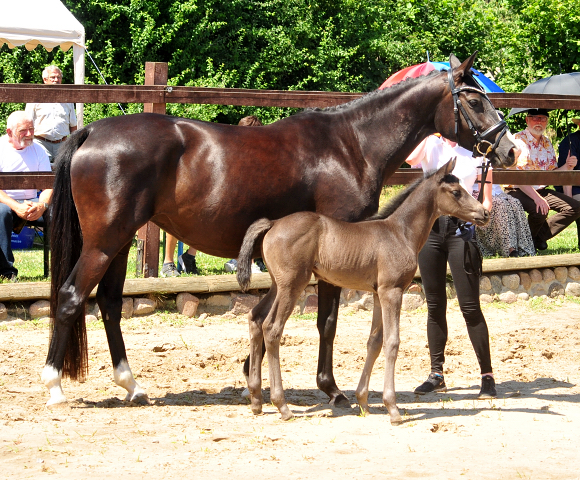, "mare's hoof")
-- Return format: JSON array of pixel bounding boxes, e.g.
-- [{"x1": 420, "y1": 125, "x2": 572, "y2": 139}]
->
[
  {"x1": 46, "y1": 397, "x2": 68, "y2": 408},
  {"x1": 329, "y1": 393, "x2": 351, "y2": 408},
  {"x1": 128, "y1": 393, "x2": 151, "y2": 406}
]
